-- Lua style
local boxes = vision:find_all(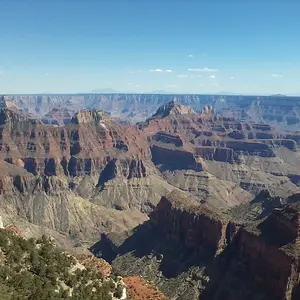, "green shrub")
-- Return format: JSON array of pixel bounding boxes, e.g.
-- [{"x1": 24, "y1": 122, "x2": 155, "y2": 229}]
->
[{"x1": 0, "y1": 229, "x2": 119, "y2": 299}]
